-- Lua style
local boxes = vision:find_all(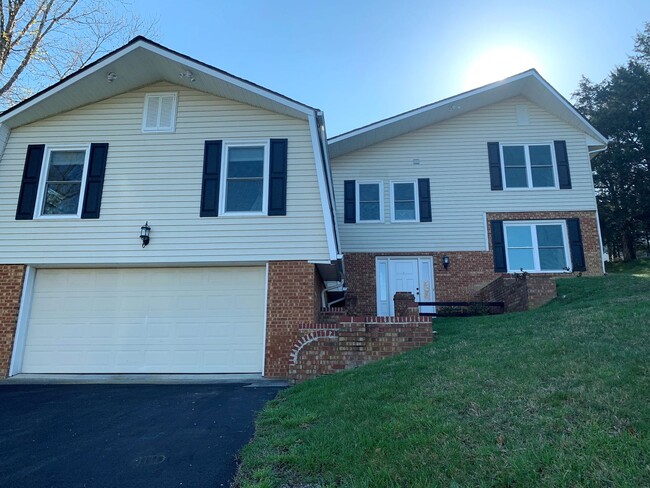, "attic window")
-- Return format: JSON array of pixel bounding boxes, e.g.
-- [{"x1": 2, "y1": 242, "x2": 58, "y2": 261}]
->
[{"x1": 142, "y1": 92, "x2": 177, "y2": 132}]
